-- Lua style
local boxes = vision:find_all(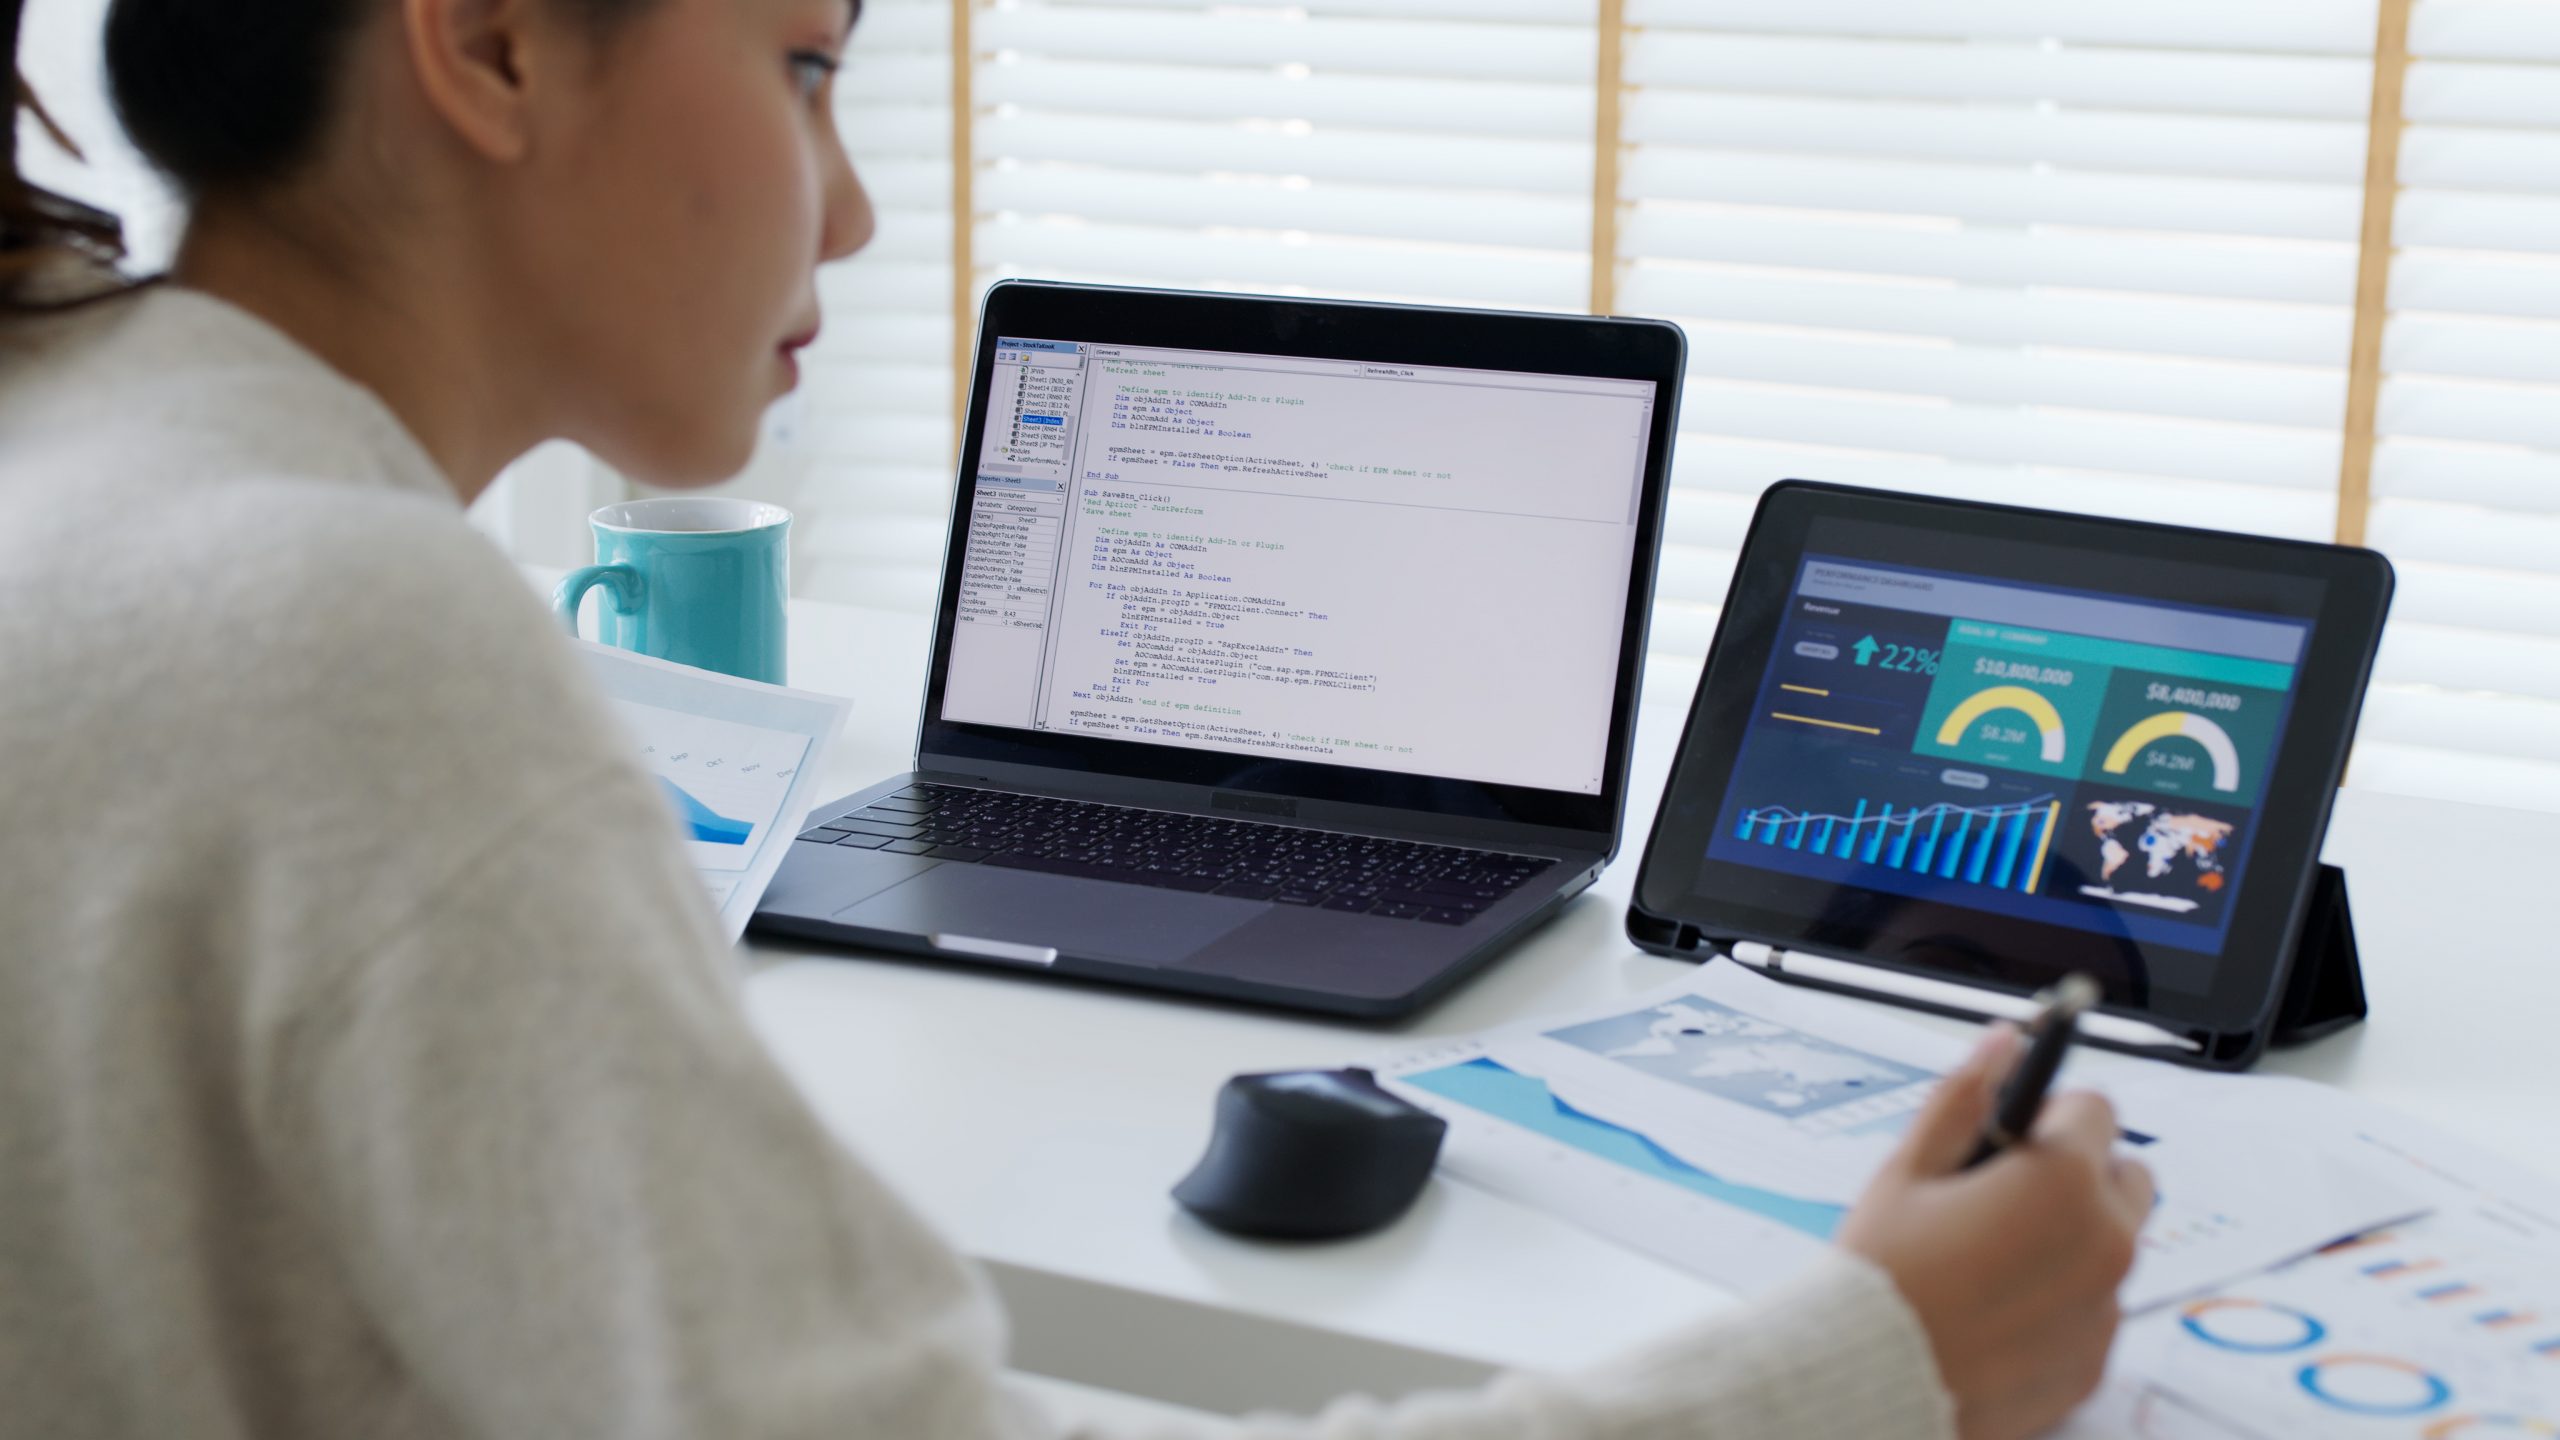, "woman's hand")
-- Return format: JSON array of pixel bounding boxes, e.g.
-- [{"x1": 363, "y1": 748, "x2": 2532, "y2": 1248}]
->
[{"x1": 1839, "y1": 1027, "x2": 2156, "y2": 1440}]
